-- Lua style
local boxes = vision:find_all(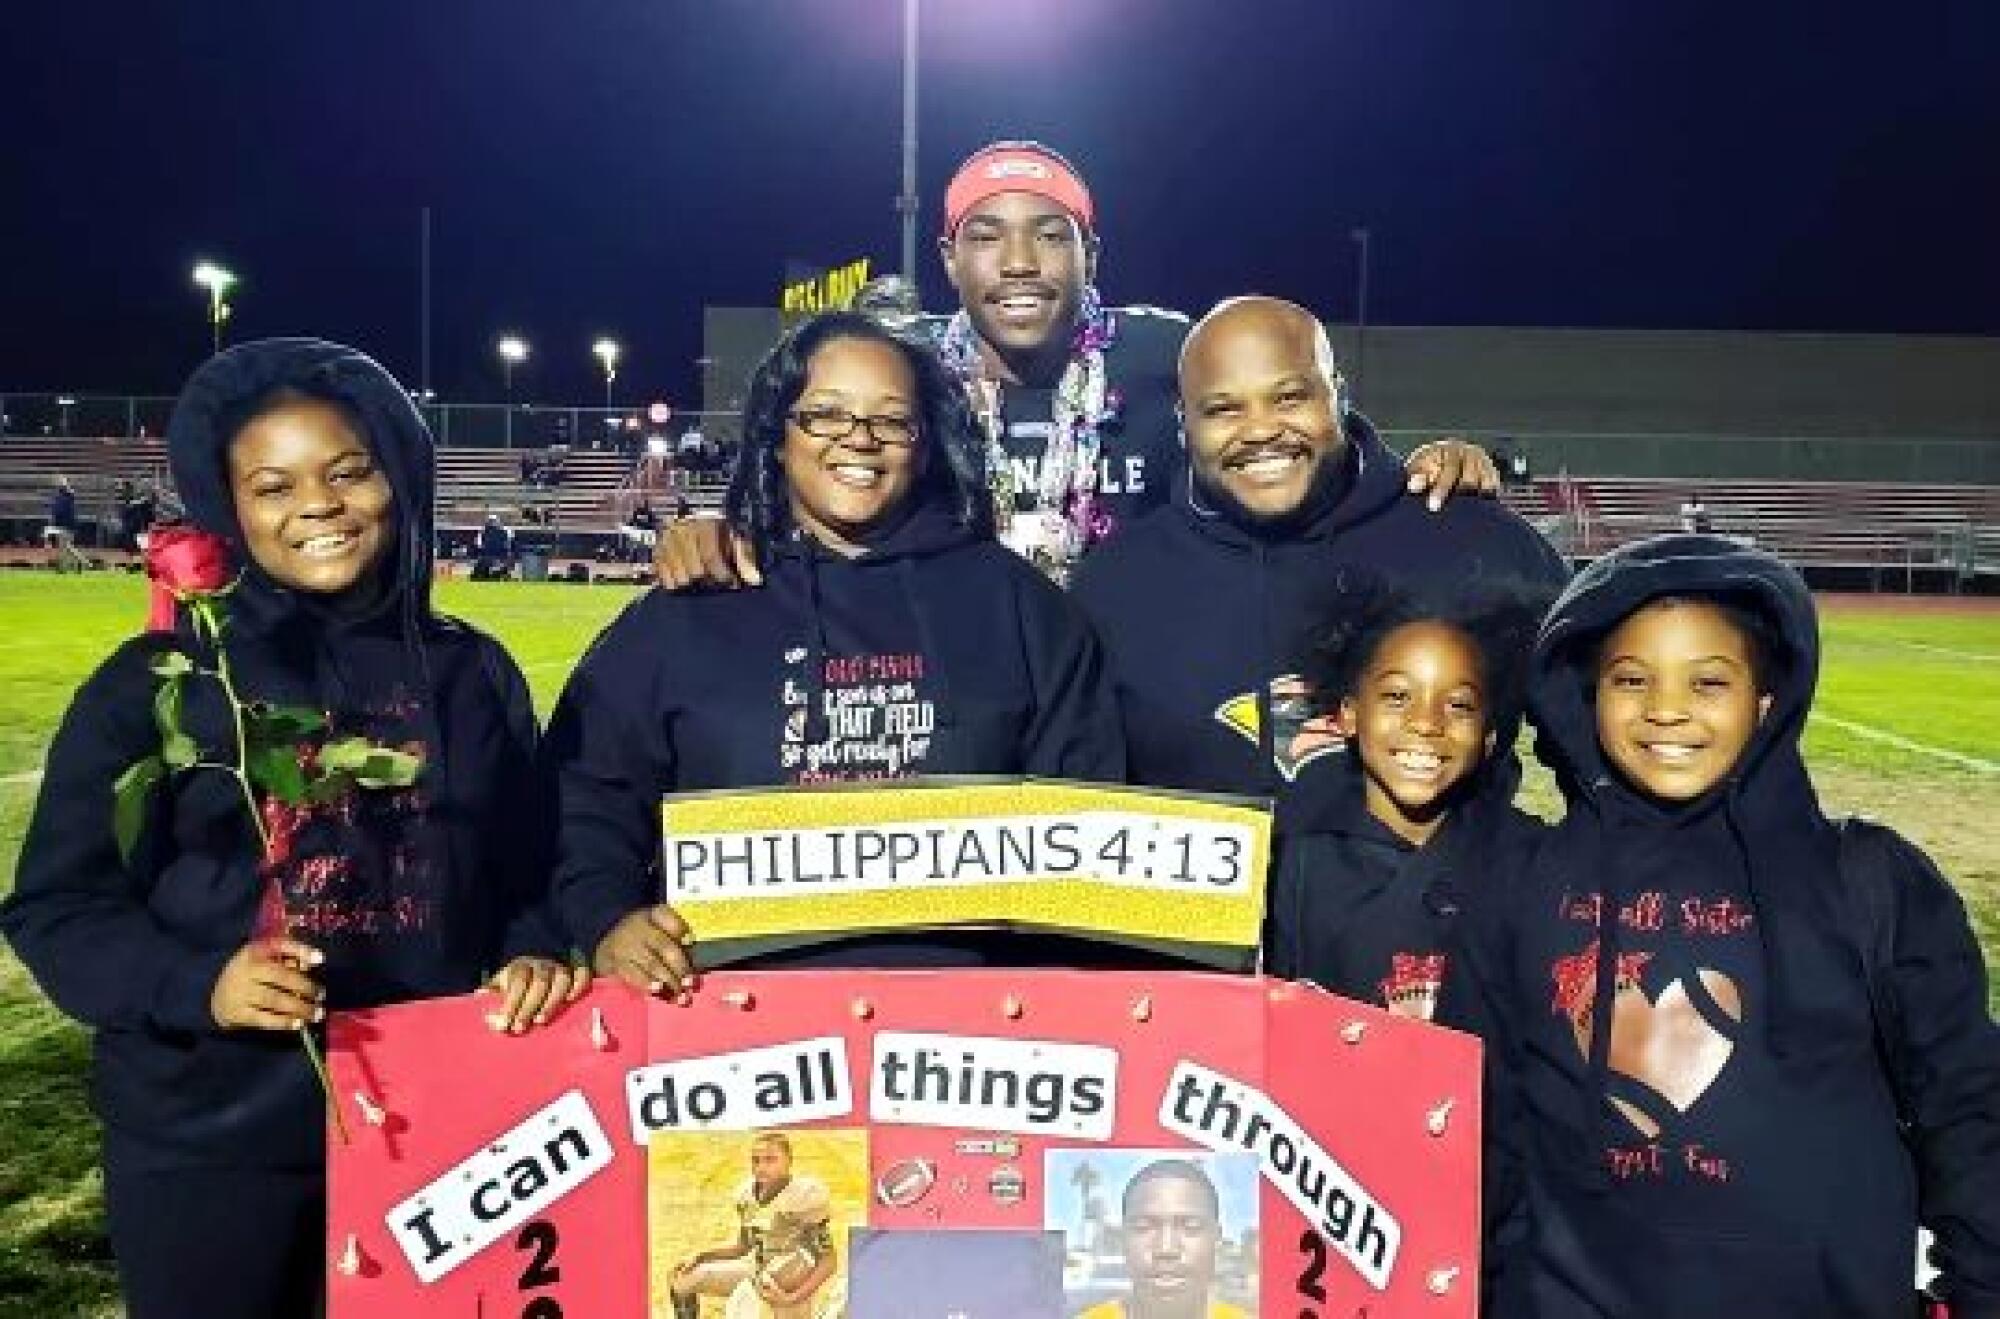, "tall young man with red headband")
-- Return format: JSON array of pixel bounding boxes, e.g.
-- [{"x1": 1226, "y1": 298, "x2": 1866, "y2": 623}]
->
[
  {"x1": 932, "y1": 141, "x2": 1192, "y2": 579},
  {"x1": 654, "y1": 139, "x2": 1495, "y2": 589}
]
